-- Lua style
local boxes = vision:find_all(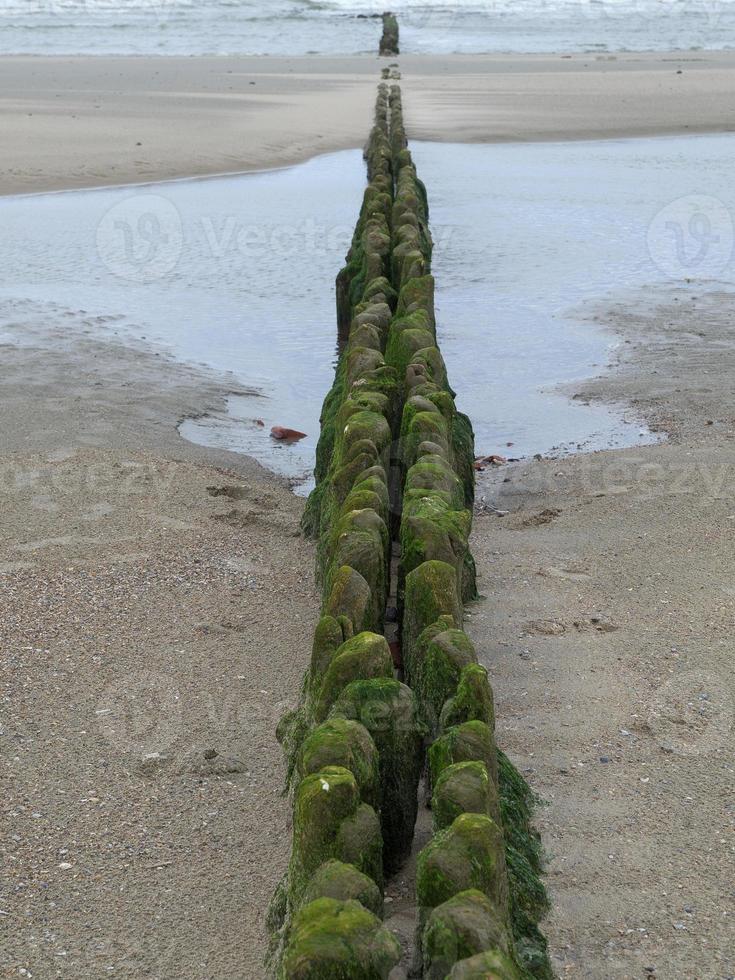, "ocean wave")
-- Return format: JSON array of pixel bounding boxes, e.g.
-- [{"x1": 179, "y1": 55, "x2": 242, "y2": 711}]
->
[{"x1": 0, "y1": 0, "x2": 733, "y2": 55}]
